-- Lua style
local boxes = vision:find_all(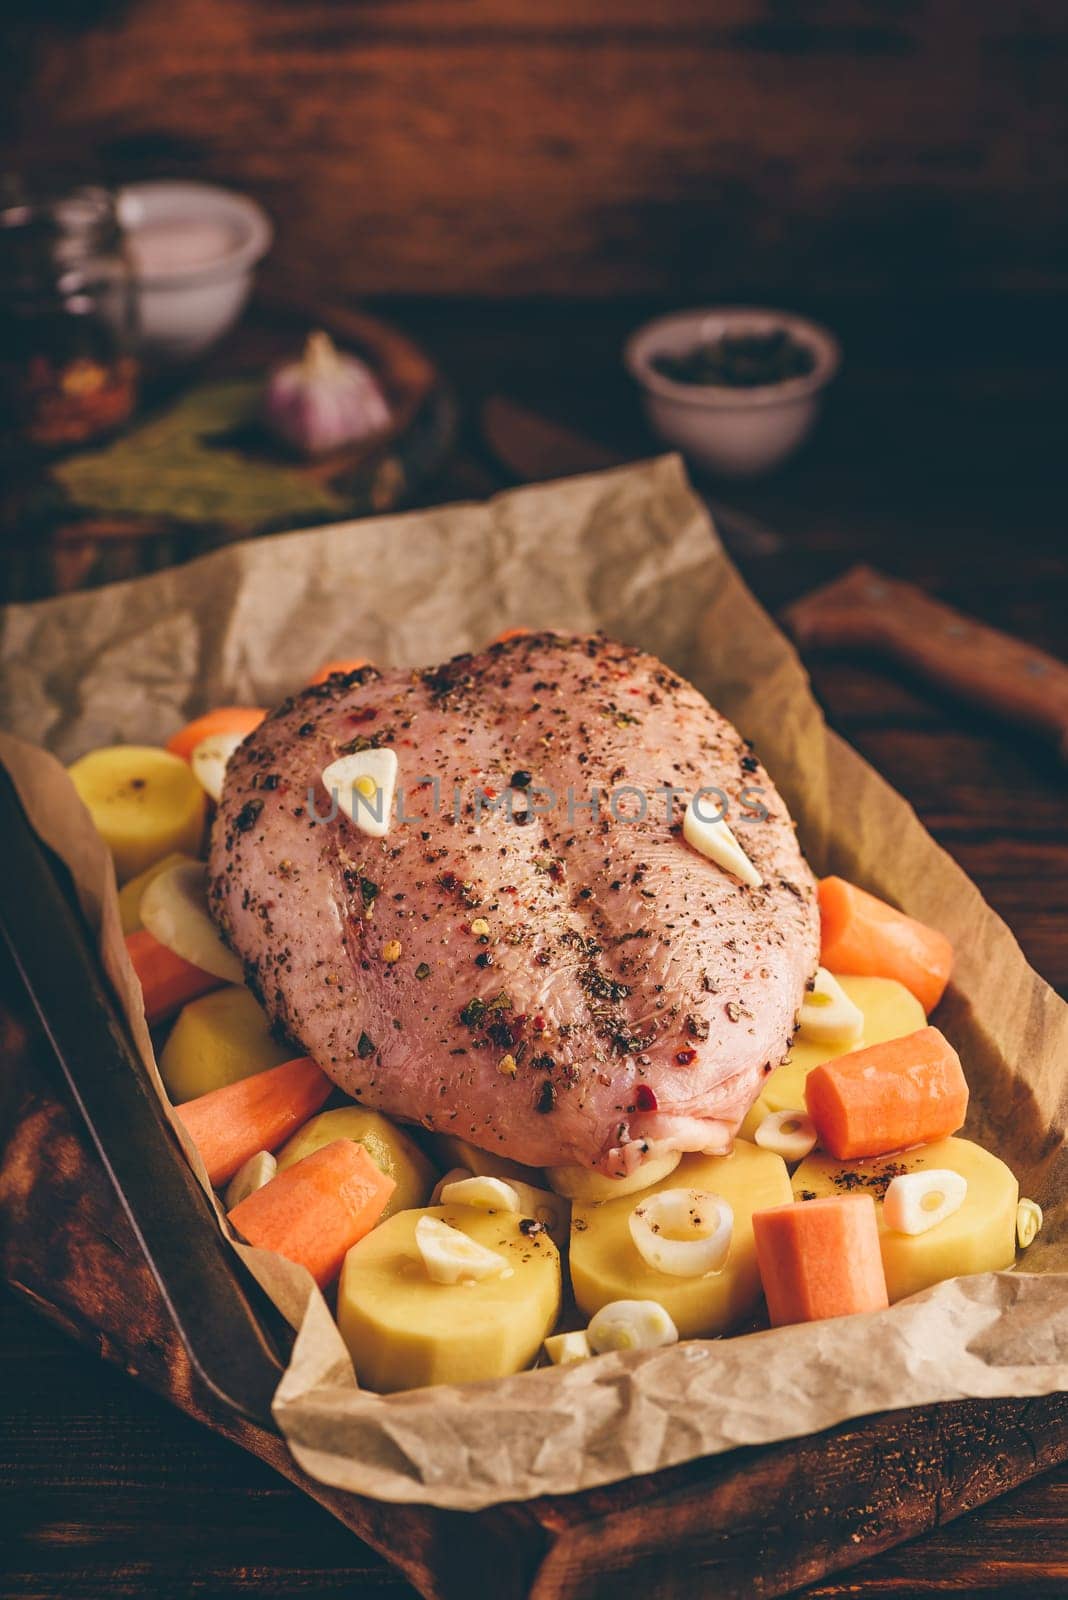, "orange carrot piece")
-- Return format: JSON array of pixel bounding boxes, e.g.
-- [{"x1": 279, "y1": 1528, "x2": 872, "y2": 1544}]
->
[
  {"x1": 227, "y1": 1138, "x2": 395, "y2": 1287},
  {"x1": 165, "y1": 707, "x2": 267, "y2": 763},
  {"x1": 176, "y1": 1056, "x2": 332, "y2": 1186},
  {"x1": 491, "y1": 628, "x2": 531, "y2": 644},
  {"x1": 753, "y1": 1195, "x2": 889, "y2": 1327},
  {"x1": 307, "y1": 658, "x2": 370, "y2": 686},
  {"x1": 818, "y1": 876, "x2": 953, "y2": 1014},
  {"x1": 805, "y1": 1024, "x2": 968, "y2": 1161},
  {"x1": 126, "y1": 928, "x2": 221, "y2": 1025}
]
